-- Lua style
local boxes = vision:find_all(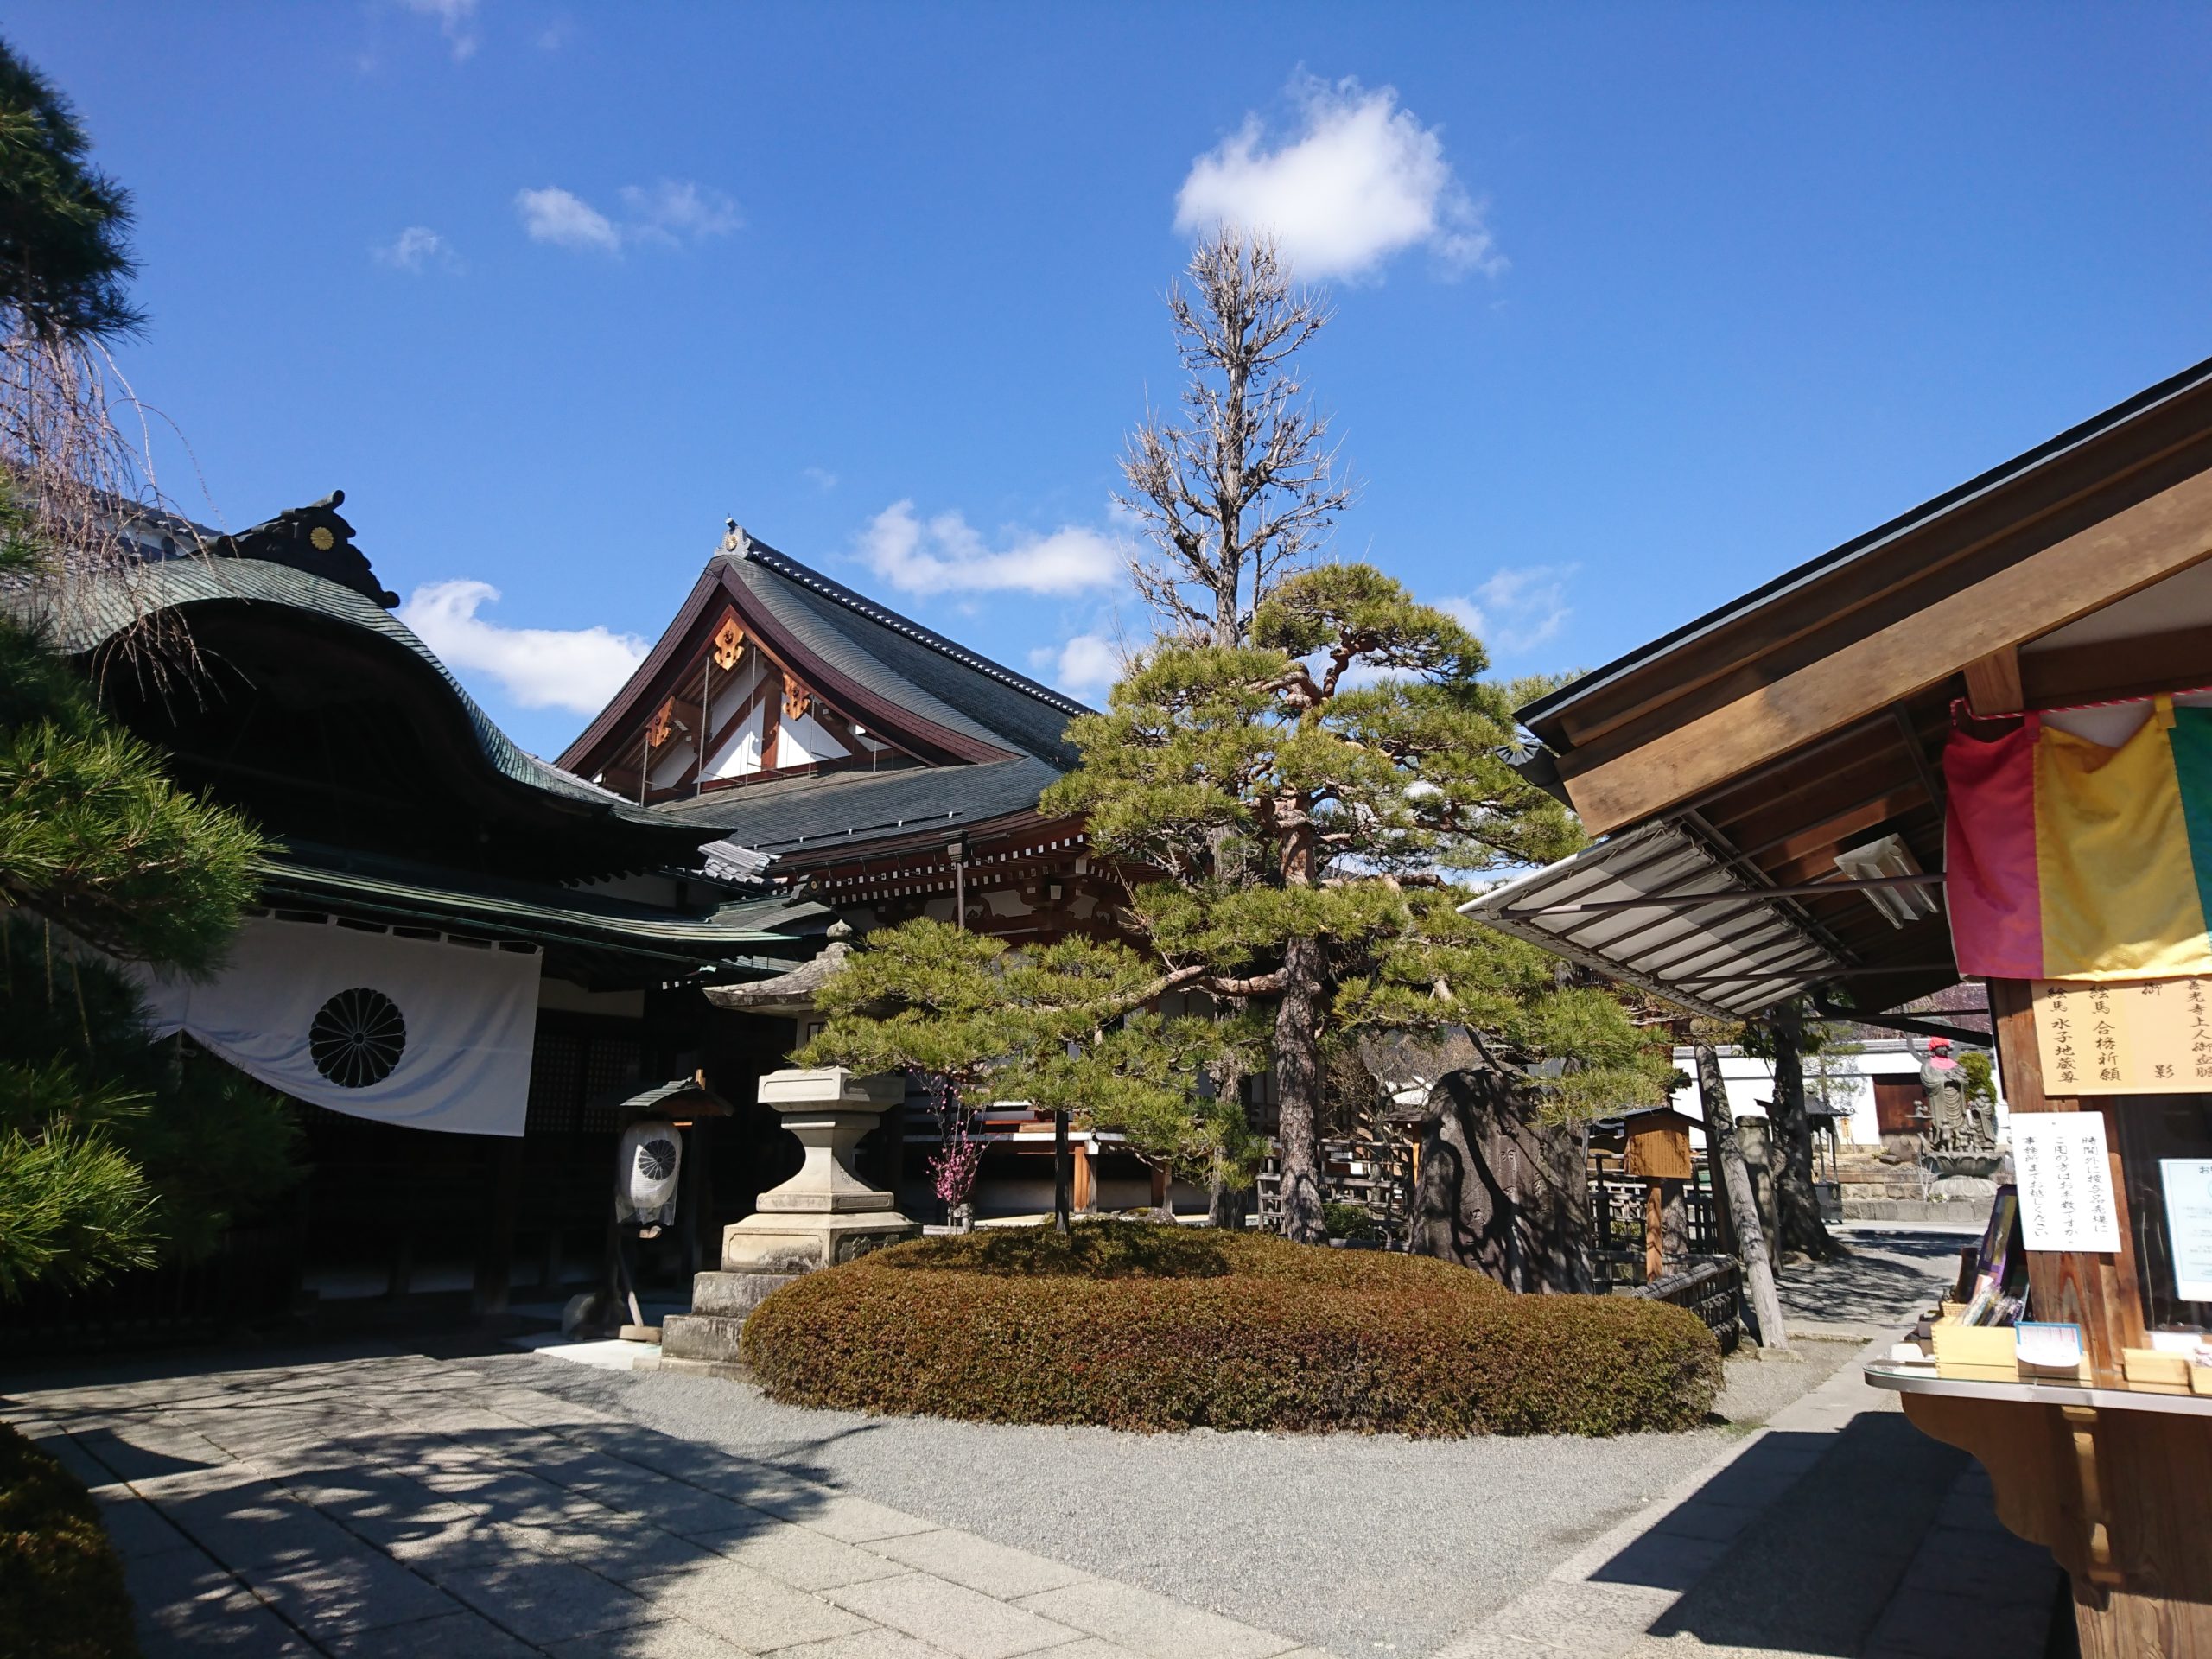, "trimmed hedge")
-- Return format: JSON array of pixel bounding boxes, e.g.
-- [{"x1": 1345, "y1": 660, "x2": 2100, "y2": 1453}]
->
[
  {"x1": 0, "y1": 1422, "x2": 139, "y2": 1659},
  {"x1": 741, "y1": 1223, "x2": 1721, "y2": 1435}
]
